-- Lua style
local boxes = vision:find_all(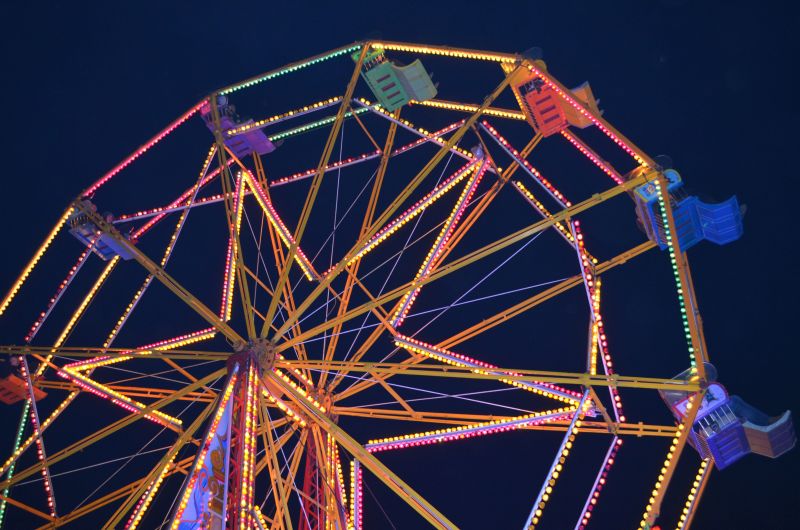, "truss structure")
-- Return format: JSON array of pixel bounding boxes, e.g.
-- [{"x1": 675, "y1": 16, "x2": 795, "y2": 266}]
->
[{"x1": 0, "y1": 41, "x2": 721, "y2": 529}]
